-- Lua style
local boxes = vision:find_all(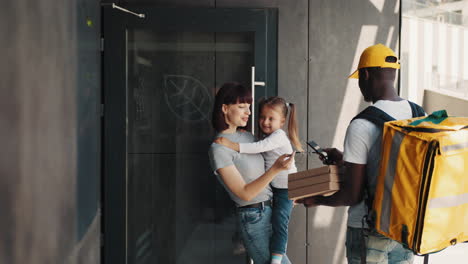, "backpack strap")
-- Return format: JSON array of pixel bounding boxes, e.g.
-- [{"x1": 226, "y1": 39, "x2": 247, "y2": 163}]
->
[
  {"x1": 352, "y1": 101, "x2": 425, "y2": 264},
  {"x1": 351, "y1": 105, "x2": 396, "y2": 222},
  {"x1": 408, "y1": 101, "x2": 426, "y2": 118},
  {"x1": 352, "y1": 107, "x2": 395, "y2": 264},
  {"x1": 352, "y1": 101, "x2": 425, "y2": 127},
  {"x1": 351, "y1": 106, "x2": 396, "y2": 128}
]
